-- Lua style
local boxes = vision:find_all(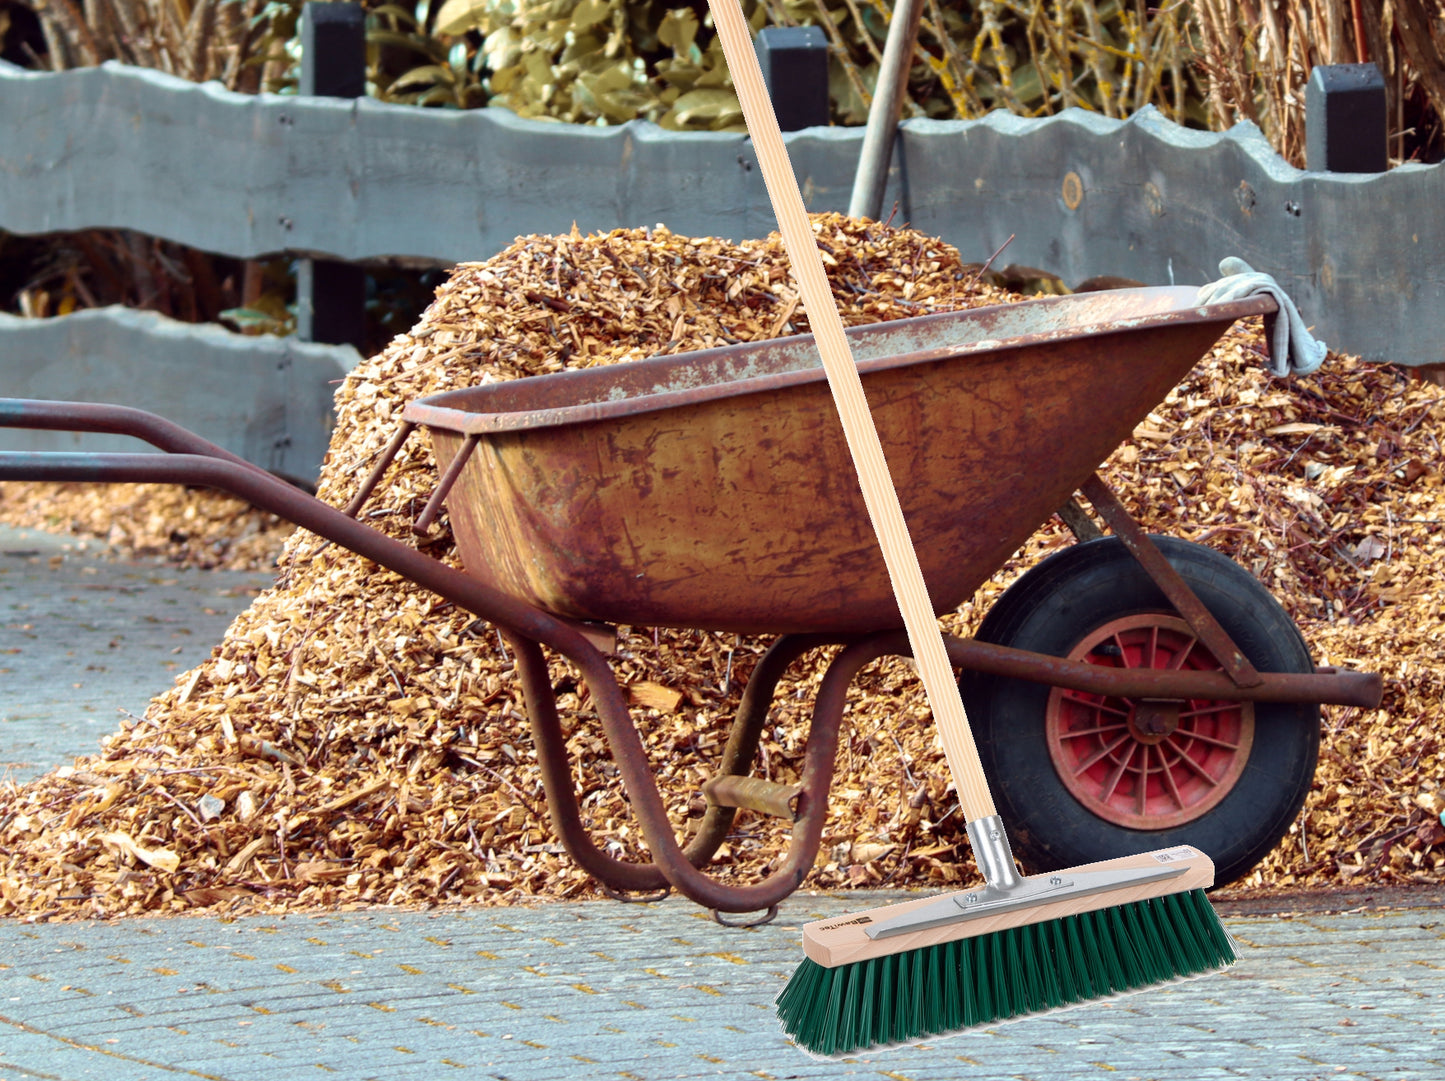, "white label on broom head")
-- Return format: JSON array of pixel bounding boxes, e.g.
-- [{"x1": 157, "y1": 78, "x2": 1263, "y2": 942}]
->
[{"x1": 1152, "y1": 845, "x2": 1199, "y2": 863}]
